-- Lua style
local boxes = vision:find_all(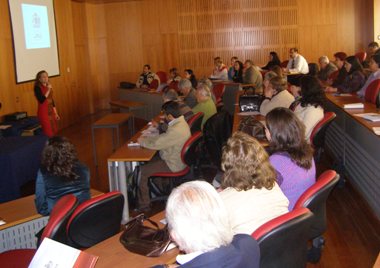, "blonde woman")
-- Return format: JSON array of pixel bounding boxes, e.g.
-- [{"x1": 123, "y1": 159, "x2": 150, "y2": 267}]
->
[{"x1": 219, "y1": 132, "x2": 289, "y2": 235}]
